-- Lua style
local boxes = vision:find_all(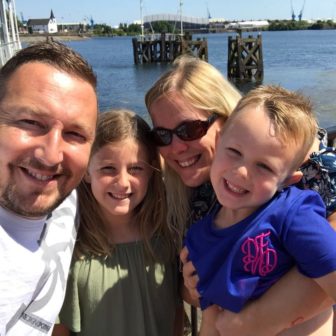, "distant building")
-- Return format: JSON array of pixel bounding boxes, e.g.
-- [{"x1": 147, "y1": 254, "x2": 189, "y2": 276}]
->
[
  {"x1": 225, "y1": 20, "x2": 269, "y2": 30},
  {"x1": 27, "y1": 9, "x2": 58, "y2": 34},
  {"x1": 209, "y1": 18, "x2": 227, "y2": 32},
  {"x1": 57, "y1": 22, "x2": 88, "y2": 33},
  {"x1": 143, "y1": 14, "x2": 209, "y2": 32}
]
